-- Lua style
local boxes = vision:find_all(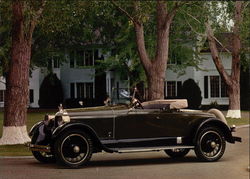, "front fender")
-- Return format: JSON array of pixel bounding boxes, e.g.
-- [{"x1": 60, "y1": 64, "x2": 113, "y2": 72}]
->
[
  {"x1": 51, "y1": 122, "x2": 114, "y2": 153},
  {"x1": 29, "y1": 121, "x2": 43, "y2": 137},
  {"x1": 51, "y1": 122, "x2": 98, "y2": 140},
  {"x1": 193, "y1": 118, "x2": 236, "y2": 143}
]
